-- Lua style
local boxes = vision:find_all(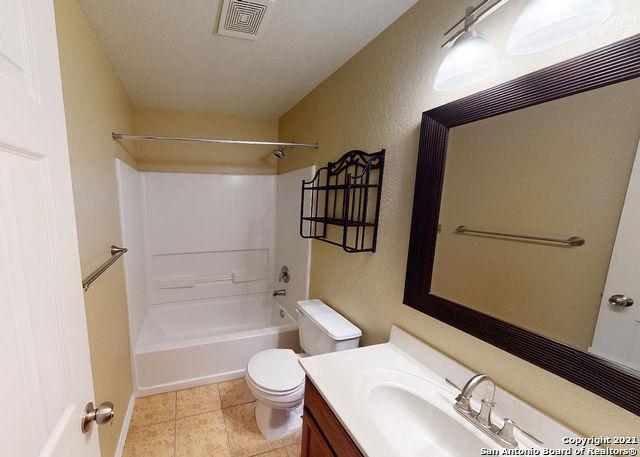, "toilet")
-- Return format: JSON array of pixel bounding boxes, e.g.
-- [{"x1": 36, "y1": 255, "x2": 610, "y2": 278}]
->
[{"x1": 245, "y1": 299, "x2": 362, "y2": 440}]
